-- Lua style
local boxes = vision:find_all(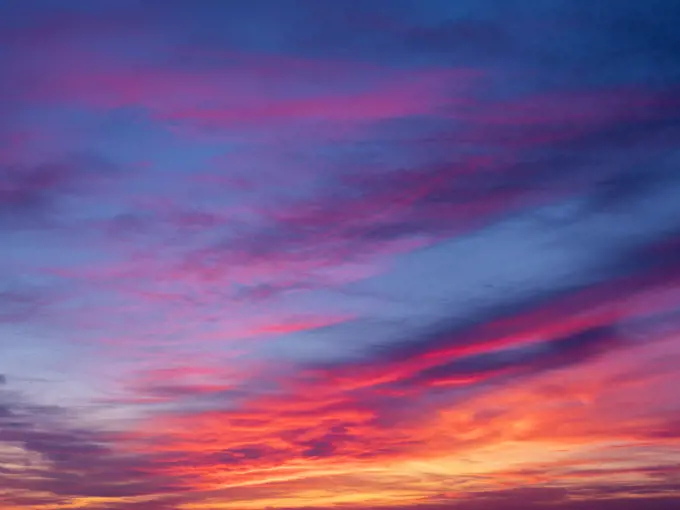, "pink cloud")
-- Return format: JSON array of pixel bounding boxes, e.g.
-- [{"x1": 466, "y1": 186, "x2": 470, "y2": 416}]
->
[
  {"x1": 99, "y1": 260, "x2": 679, "y2": 501},
  {"x1": 7, "y1": 35, "x2": 479, "y2": 136}
]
